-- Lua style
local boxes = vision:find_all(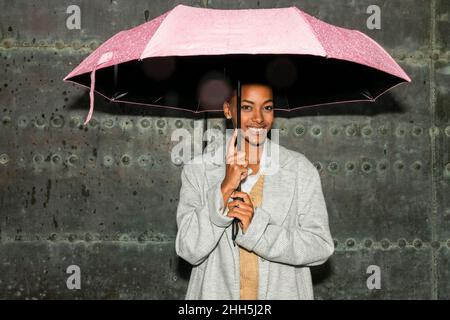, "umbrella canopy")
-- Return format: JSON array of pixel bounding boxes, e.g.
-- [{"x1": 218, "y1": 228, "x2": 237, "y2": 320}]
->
[{"x1": 63, "y1": 4, "x2": 411, "y2": 125}]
